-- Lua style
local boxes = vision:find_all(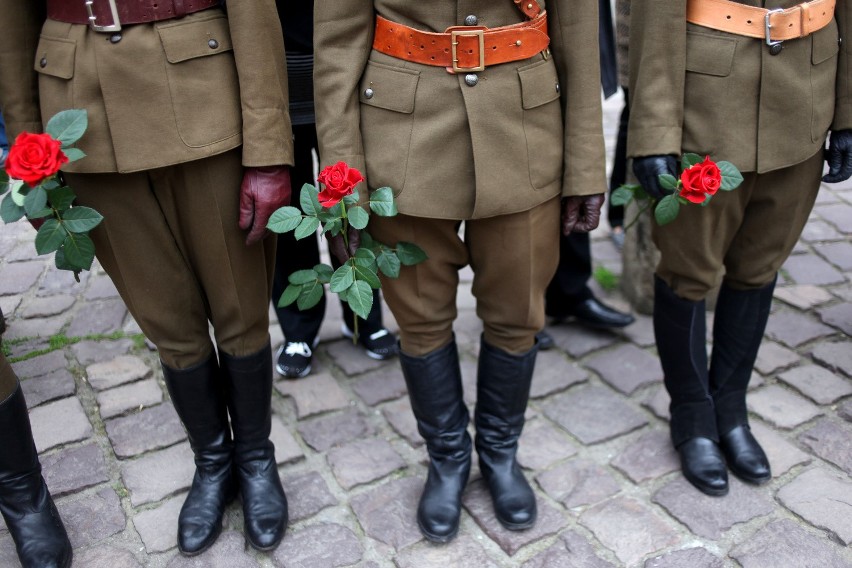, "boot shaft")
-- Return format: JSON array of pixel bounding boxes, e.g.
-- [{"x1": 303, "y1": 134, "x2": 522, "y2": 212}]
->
[
  {"x1": 0, "y1": 383, "x2": 41, "y2": 484},
  {"x1": 219, "y1": 343, "x2": 274, "y2": 456}
]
